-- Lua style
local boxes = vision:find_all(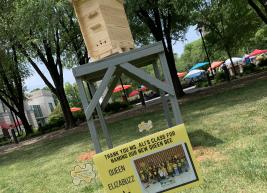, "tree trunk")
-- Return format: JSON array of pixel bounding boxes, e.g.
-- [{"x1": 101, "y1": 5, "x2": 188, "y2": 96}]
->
[
  {"x1": 164, "y1": 37, "x2": 185, "y2": 97},
  {"x1": 18, "y1": 113, "x2": 33, "y2": 135},
  {"x1": 20, "y1": 43, "x2": 76, "y2": 130},
  {"x1": 2, "y1": 128, "x2": 11, "y2": 140},
  {"x1": 136, "y1": 8, "x2": 184, "y2": 98},
  {"x1": 15, "y1": 115, "x2": 22, "y2": 135},
  {"x1": 57, "y1": 86, "x2": 76, "y2": 129},
  {"x1": 11, "y1": 129, "x2": 19, "y2": 144},
  {"x1": 10, "y1": 110, "x2": 21, "y2": 136}
]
